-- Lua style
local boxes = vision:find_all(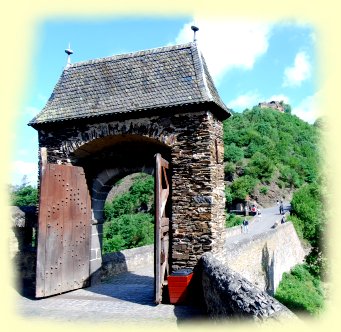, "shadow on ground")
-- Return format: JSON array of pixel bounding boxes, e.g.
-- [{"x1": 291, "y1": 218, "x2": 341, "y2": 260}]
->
[{"x1": 16, "y1": 269, "x2": 208, "y2": 324}]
